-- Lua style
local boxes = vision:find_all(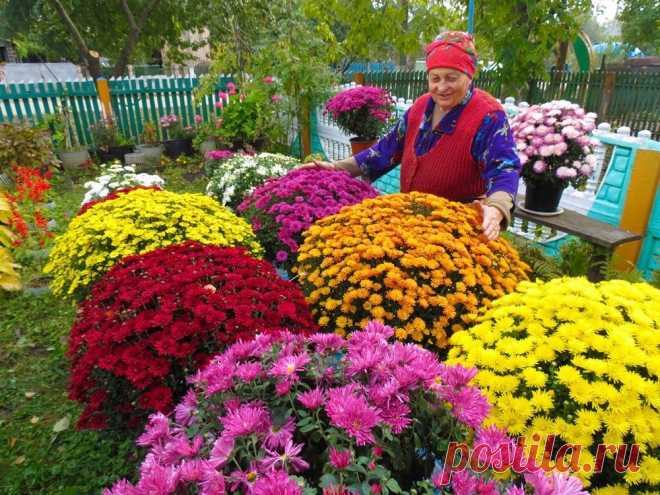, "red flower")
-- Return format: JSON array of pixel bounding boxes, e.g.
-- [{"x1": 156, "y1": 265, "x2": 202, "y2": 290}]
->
[{"x1": 68, "y1": 241, "x2": 316, "y2": 430}]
